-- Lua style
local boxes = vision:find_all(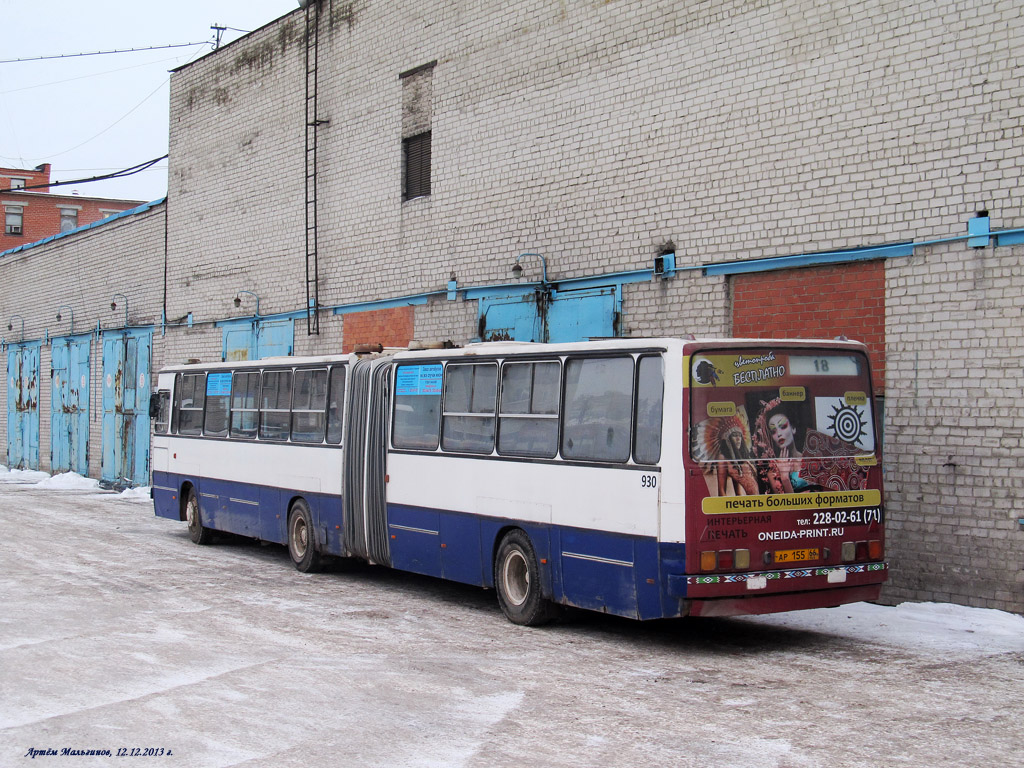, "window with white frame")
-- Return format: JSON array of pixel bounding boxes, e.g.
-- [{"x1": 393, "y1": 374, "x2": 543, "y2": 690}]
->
[{"x1": 4, "y1": 206, "x2": 23, "y2": 235}]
